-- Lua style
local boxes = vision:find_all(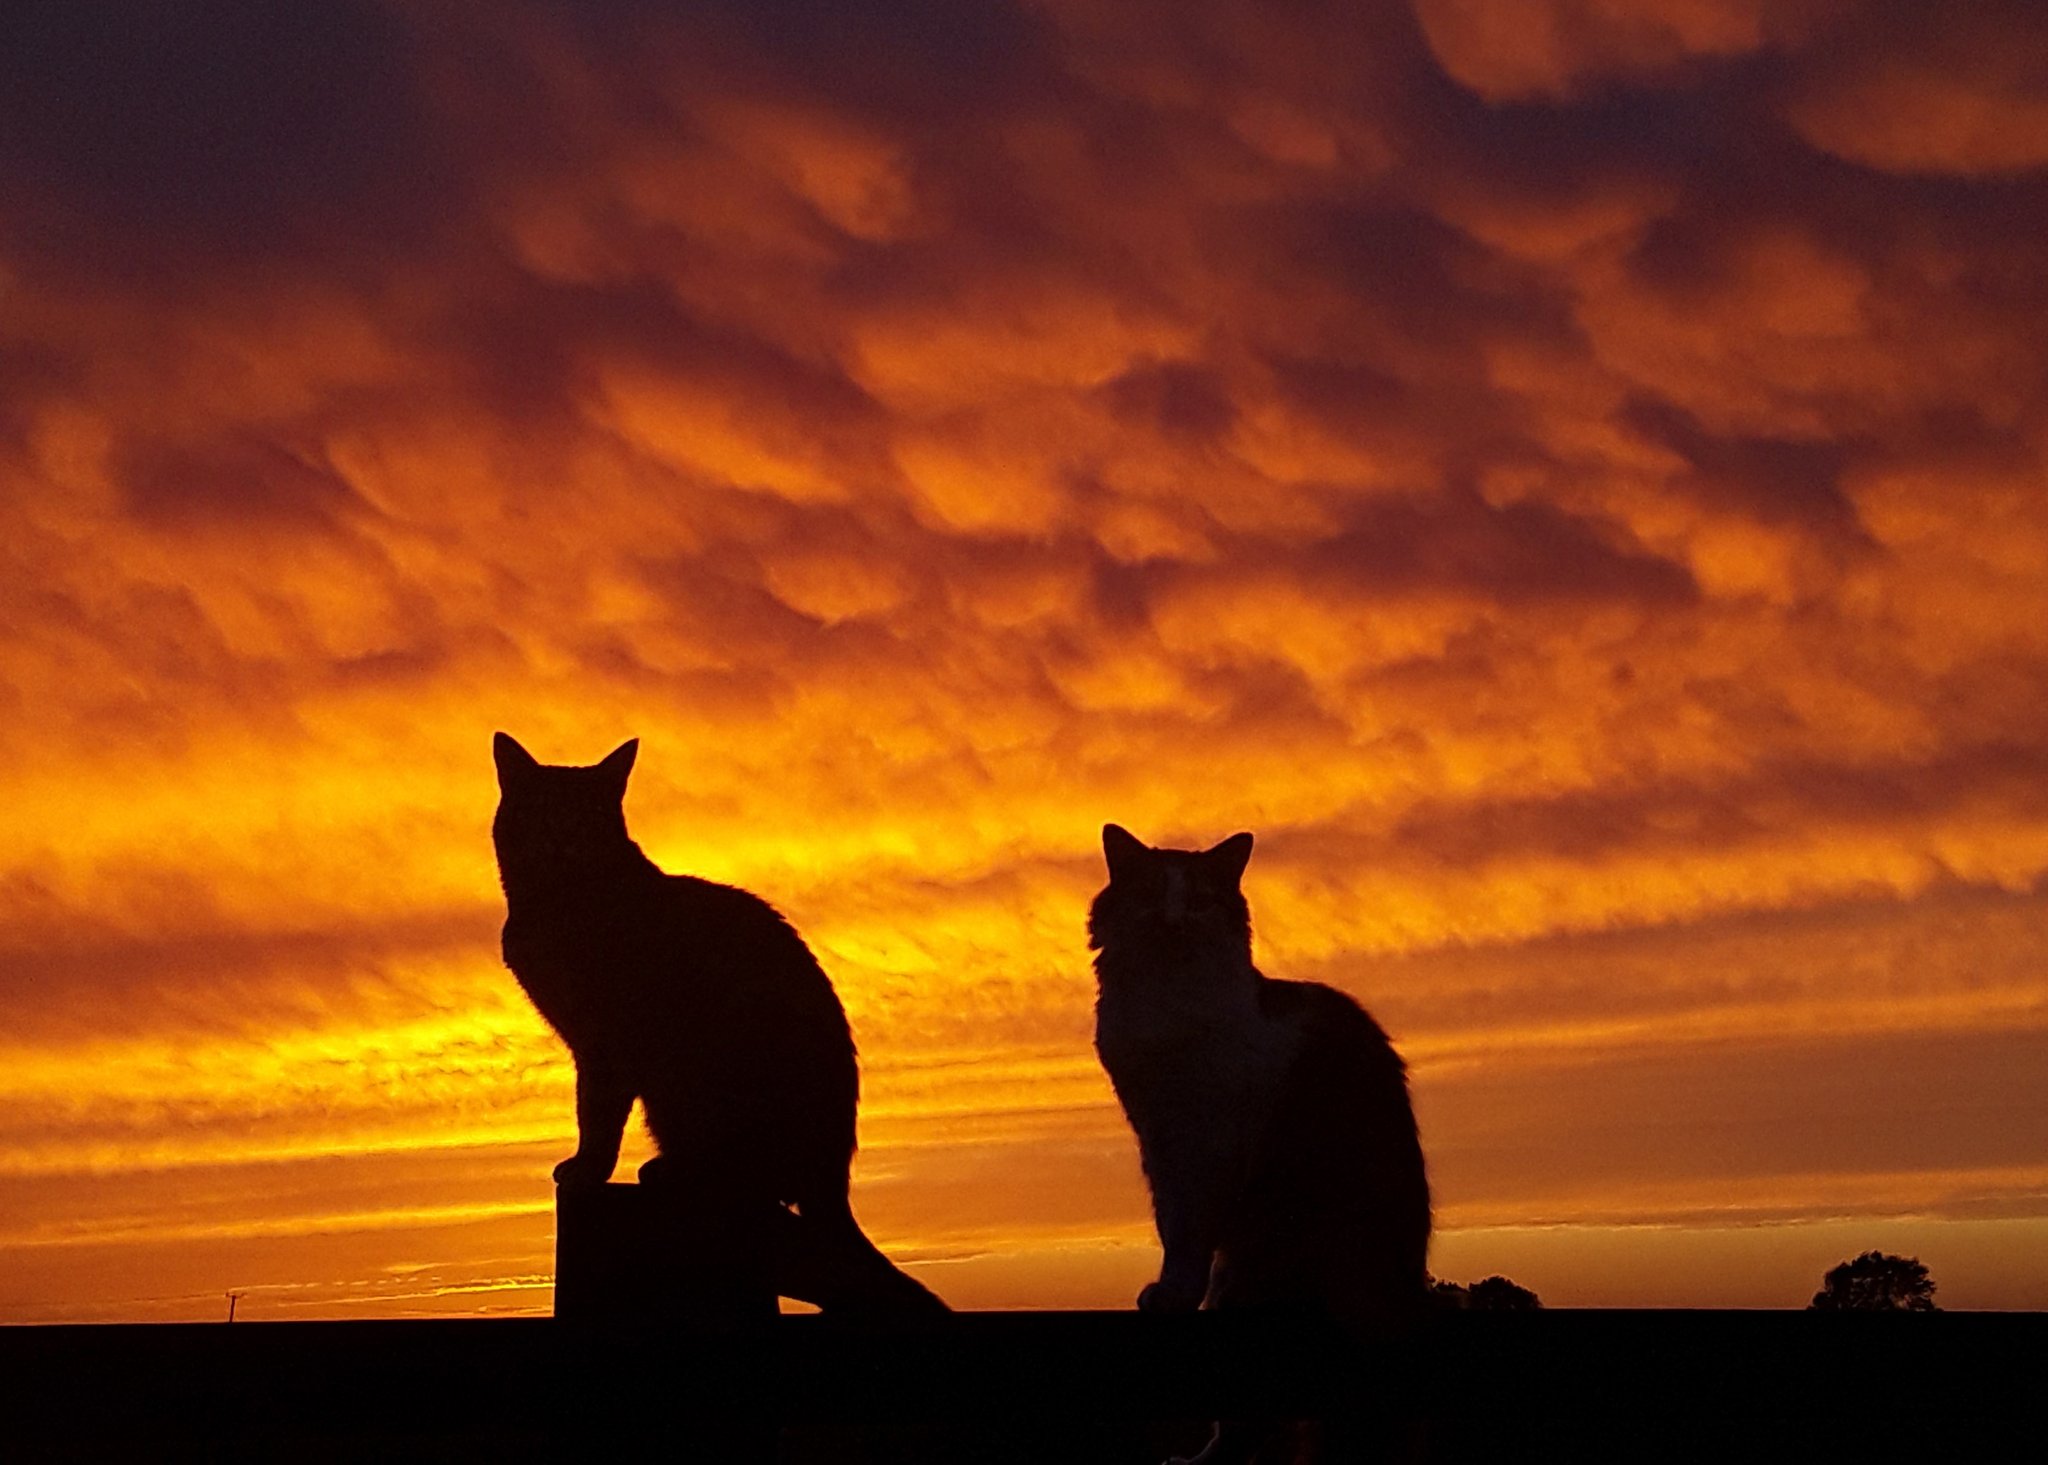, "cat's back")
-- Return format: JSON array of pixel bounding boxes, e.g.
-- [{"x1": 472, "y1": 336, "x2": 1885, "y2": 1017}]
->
[
  {"x1": 646, "y1": 872, "x2": 854, "y2": 1035},
  {"x1": 1258, "y1": 979, "x2": 1405, "y2": 1077},
  {"x1": 1255, "y1": 977, "x2": 1417, "y2": 1153},
  {"x1": 504, "y1": 864, "x2": 845, "y2": 1026},
  {"x1": 510, "y1": 865, "x2": 810, "y2": 967},
  {"x1": 1228, "y1": 977, "x2": 1430, "y2": 1313},
  {"x1": 647, "y1": 871, "x2": 808, "y2": 957},
  {"x1": 1250, "y1": 980, "x2": 1426, "y2": 1211}
]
